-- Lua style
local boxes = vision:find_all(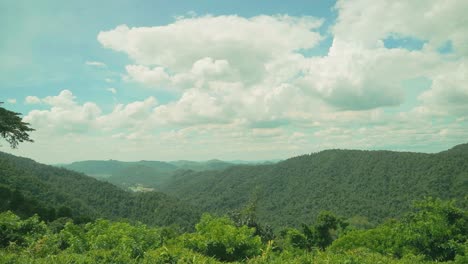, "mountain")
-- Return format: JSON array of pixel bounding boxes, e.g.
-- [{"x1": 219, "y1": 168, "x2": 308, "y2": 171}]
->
[
  {"x1": 61, "y1": 160, "x2": 177, "y2": 178},
  {"x1": 107, "y1": 164, "x2": 174, "y2": 190},
  {"x1": 60, "y1": 159, "x2": 236, "y2": 190},
  {"x1": 160, "y1": 143, "x2": 468, "y2": 229},
  {"x1": 0, "y1": 152, "x2": 200, "y2": 229},
  {"x1": 169, "y1": 159, "x2": 234, "y2": 171}
]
